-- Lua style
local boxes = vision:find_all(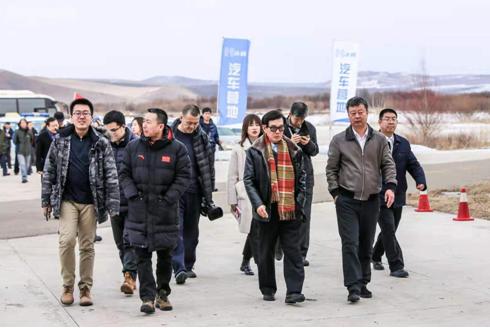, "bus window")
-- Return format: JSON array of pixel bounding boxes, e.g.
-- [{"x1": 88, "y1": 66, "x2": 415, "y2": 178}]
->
[
  {"x1": 18, "y1": 98, "x2": 47, "y2": 113},
  {"x1": 0, "y1": 99, "x2": 17, "y2": 115}
]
